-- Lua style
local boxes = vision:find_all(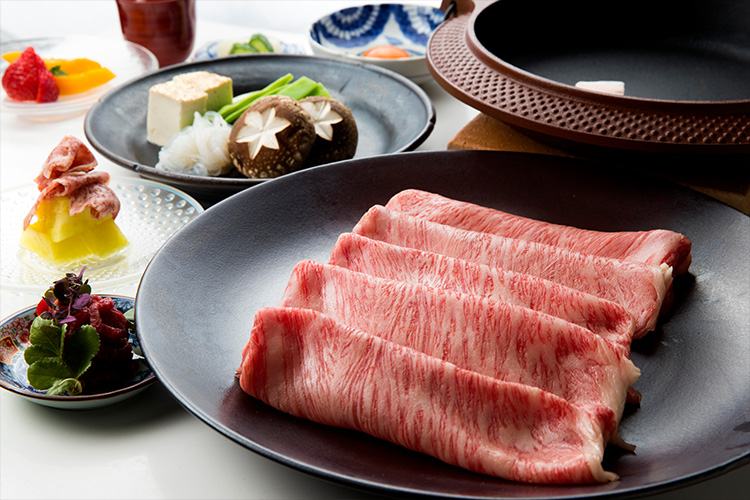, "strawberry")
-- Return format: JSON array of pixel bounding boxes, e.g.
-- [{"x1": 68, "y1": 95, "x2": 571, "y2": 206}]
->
[
  {"x1": 2, "y1": 47, "x2": 39, "y2": 101},
  {"x1": 1, "y1": 46, "x2": 59, "y2": 103},
  {"x1": 36, "y1": 64, "x2": 59, "y2": 103}
]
